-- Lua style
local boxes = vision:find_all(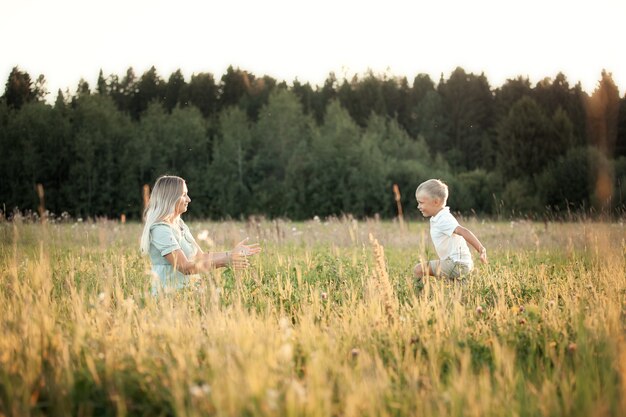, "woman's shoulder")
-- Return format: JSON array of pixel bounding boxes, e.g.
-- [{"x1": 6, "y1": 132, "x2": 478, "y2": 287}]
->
[{"x1": 150, "y1": 222, "x2": 174, "y2": 232}]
